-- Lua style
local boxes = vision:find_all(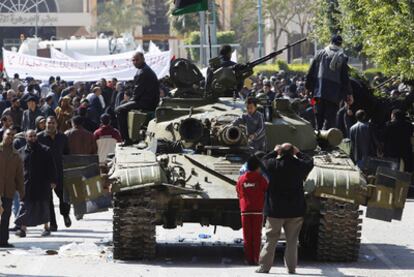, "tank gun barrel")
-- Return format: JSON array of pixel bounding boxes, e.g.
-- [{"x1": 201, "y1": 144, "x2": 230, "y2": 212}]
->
[
  {"x1": 233, "y1": 38, "x2": 307, "y2": 81},
  {"x1": 219, "y1": 126, "x2": 243, "y2": 146},
  {"x1": 246, "y1": 37, "x2": 307, "y2": 68}
]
